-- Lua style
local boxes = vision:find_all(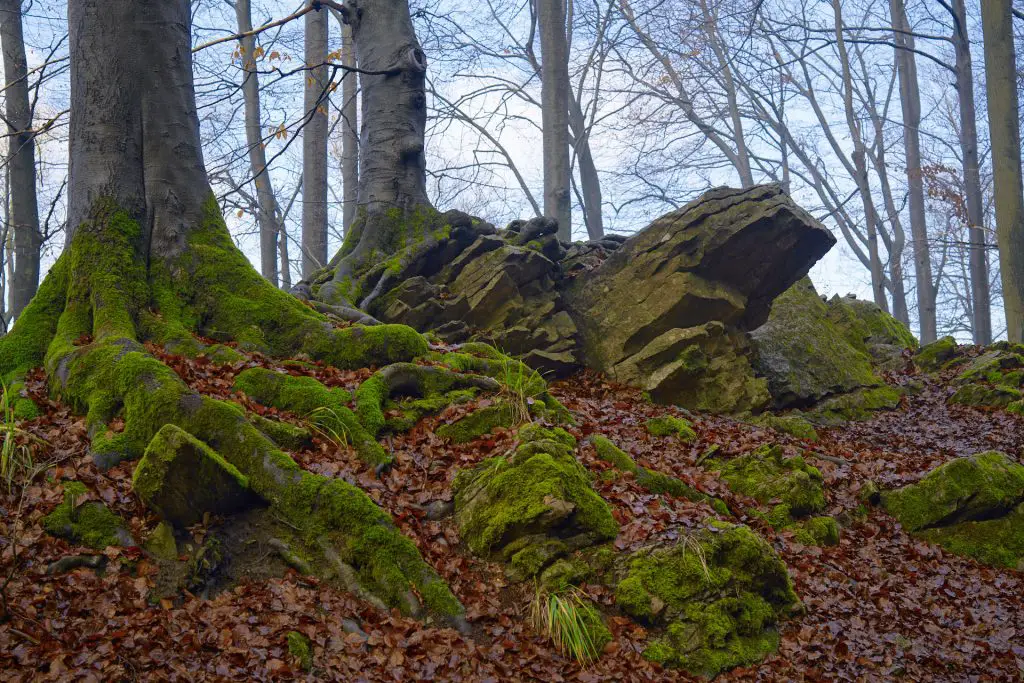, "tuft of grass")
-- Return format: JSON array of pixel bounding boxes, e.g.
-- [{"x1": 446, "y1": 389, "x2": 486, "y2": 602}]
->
[
  {"x1": 306, "y1": 406, "x2": 351, "y2": 450},
  {"x1": 0, "y1": 384, "x2": 37, "y2": 490},
  {"x1": 497, "y1": 355, "x2": 546, "y2": 426},
  {"x1": 530, "y1": 586, "x2": 607, "y2": 664}
]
